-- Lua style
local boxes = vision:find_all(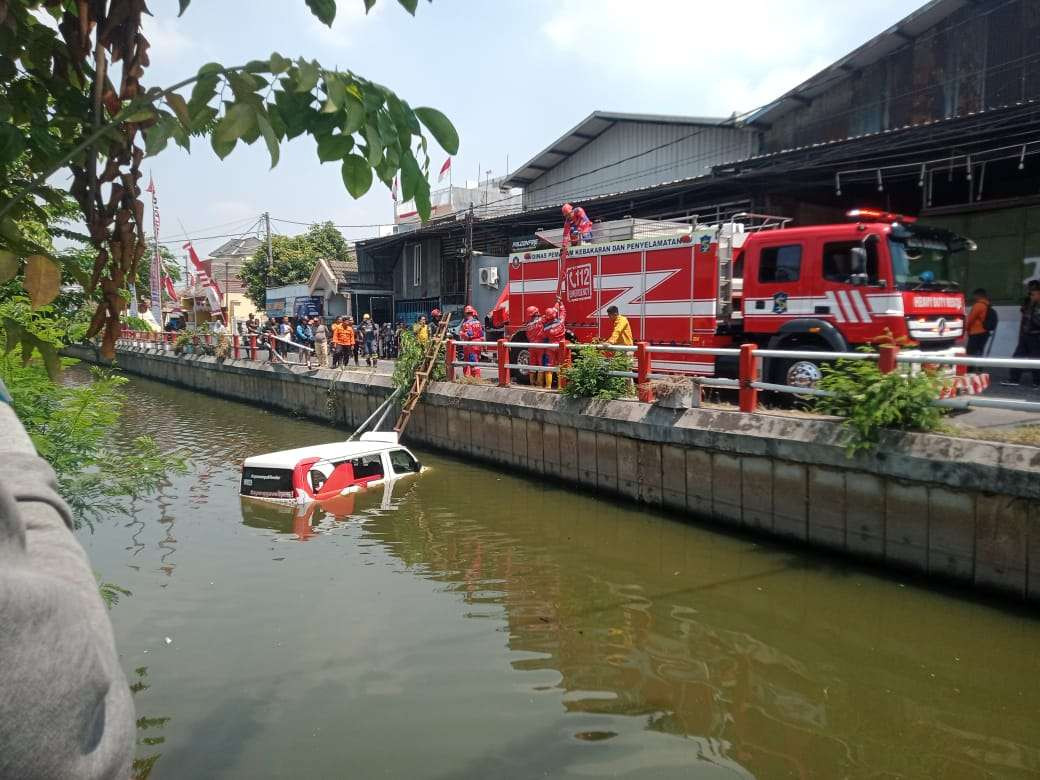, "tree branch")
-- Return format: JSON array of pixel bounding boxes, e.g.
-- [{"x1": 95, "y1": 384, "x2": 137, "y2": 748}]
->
[{"x1": 0, "y1": 64, "x2": 249, "y2": 224}]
